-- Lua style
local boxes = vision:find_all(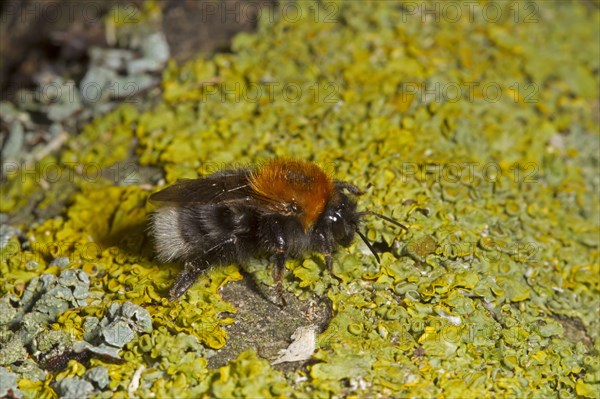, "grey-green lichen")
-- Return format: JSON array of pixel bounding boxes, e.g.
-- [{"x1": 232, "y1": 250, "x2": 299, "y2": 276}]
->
[
  {"x1": 1, "y1": 0, "x2": 599, "y2": 398},
  {"x1": 0, "y1": 269, "x2": 90, "y2": 369},
  {"x1": 0, "y1": 367, "x2": 23, "y2": 398},
  {"x1": 31, "y1": 330, "x2": 73, "y2": 365},
  {"x1": 78, "y1": 301, "x2": 153, "y2": 359},
  {"x1": 0, "y1": 268, "x2": 152, "y2": 397},
  {"x1": 53, "y1": 376, "x2": 94, "y2": 399}
]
